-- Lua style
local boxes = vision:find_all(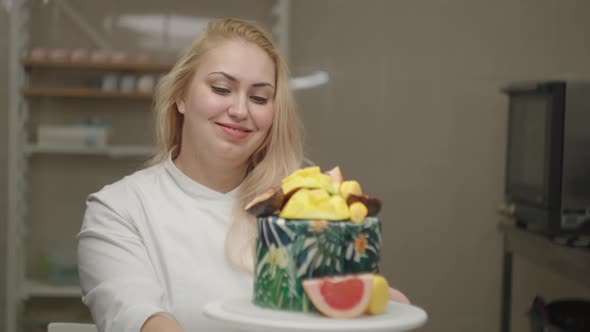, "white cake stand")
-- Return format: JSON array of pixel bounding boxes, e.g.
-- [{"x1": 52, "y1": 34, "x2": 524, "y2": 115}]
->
[{"x1": 203, "y1": 297, "x2": 428, "y2": 332}]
